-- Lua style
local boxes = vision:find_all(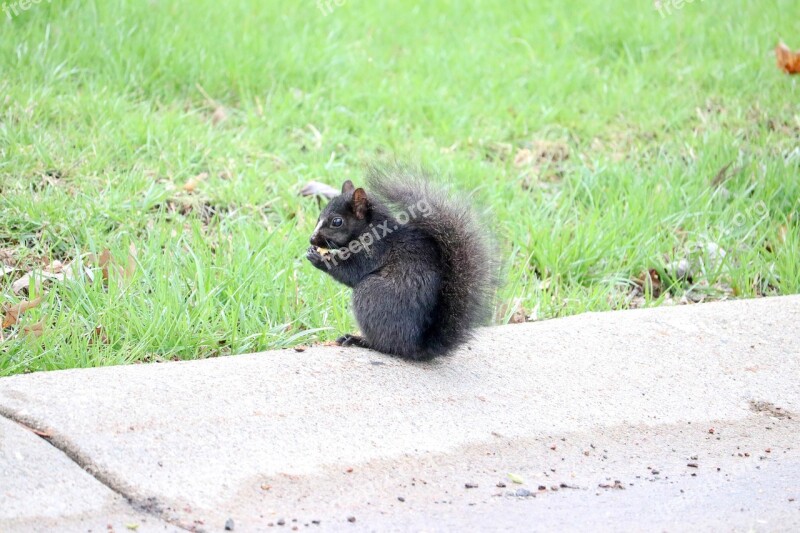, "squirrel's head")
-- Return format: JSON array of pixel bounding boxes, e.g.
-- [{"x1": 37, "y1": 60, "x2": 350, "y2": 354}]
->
[{"x1": 309, "y1": 180, "x2": 371, "y2": 249}]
